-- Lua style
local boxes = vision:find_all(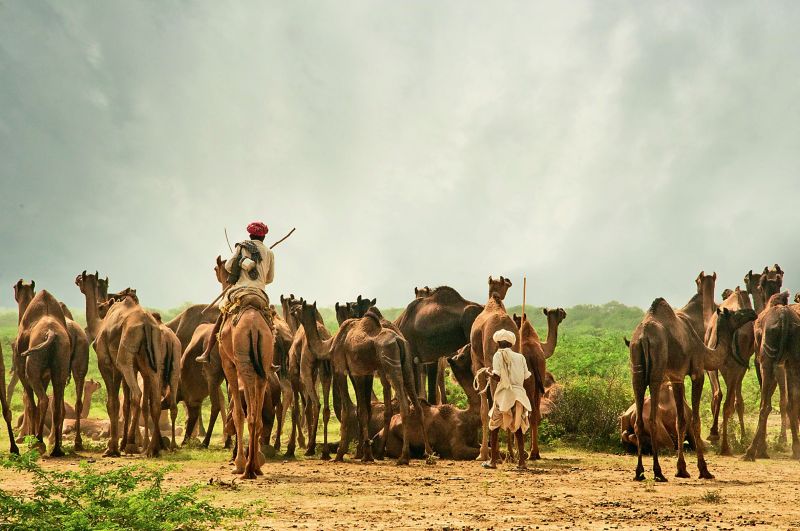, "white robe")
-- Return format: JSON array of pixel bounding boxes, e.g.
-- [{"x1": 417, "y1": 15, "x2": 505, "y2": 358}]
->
[{"x1": 488, "y1": 347, "x2": 532, "y2": 432}]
